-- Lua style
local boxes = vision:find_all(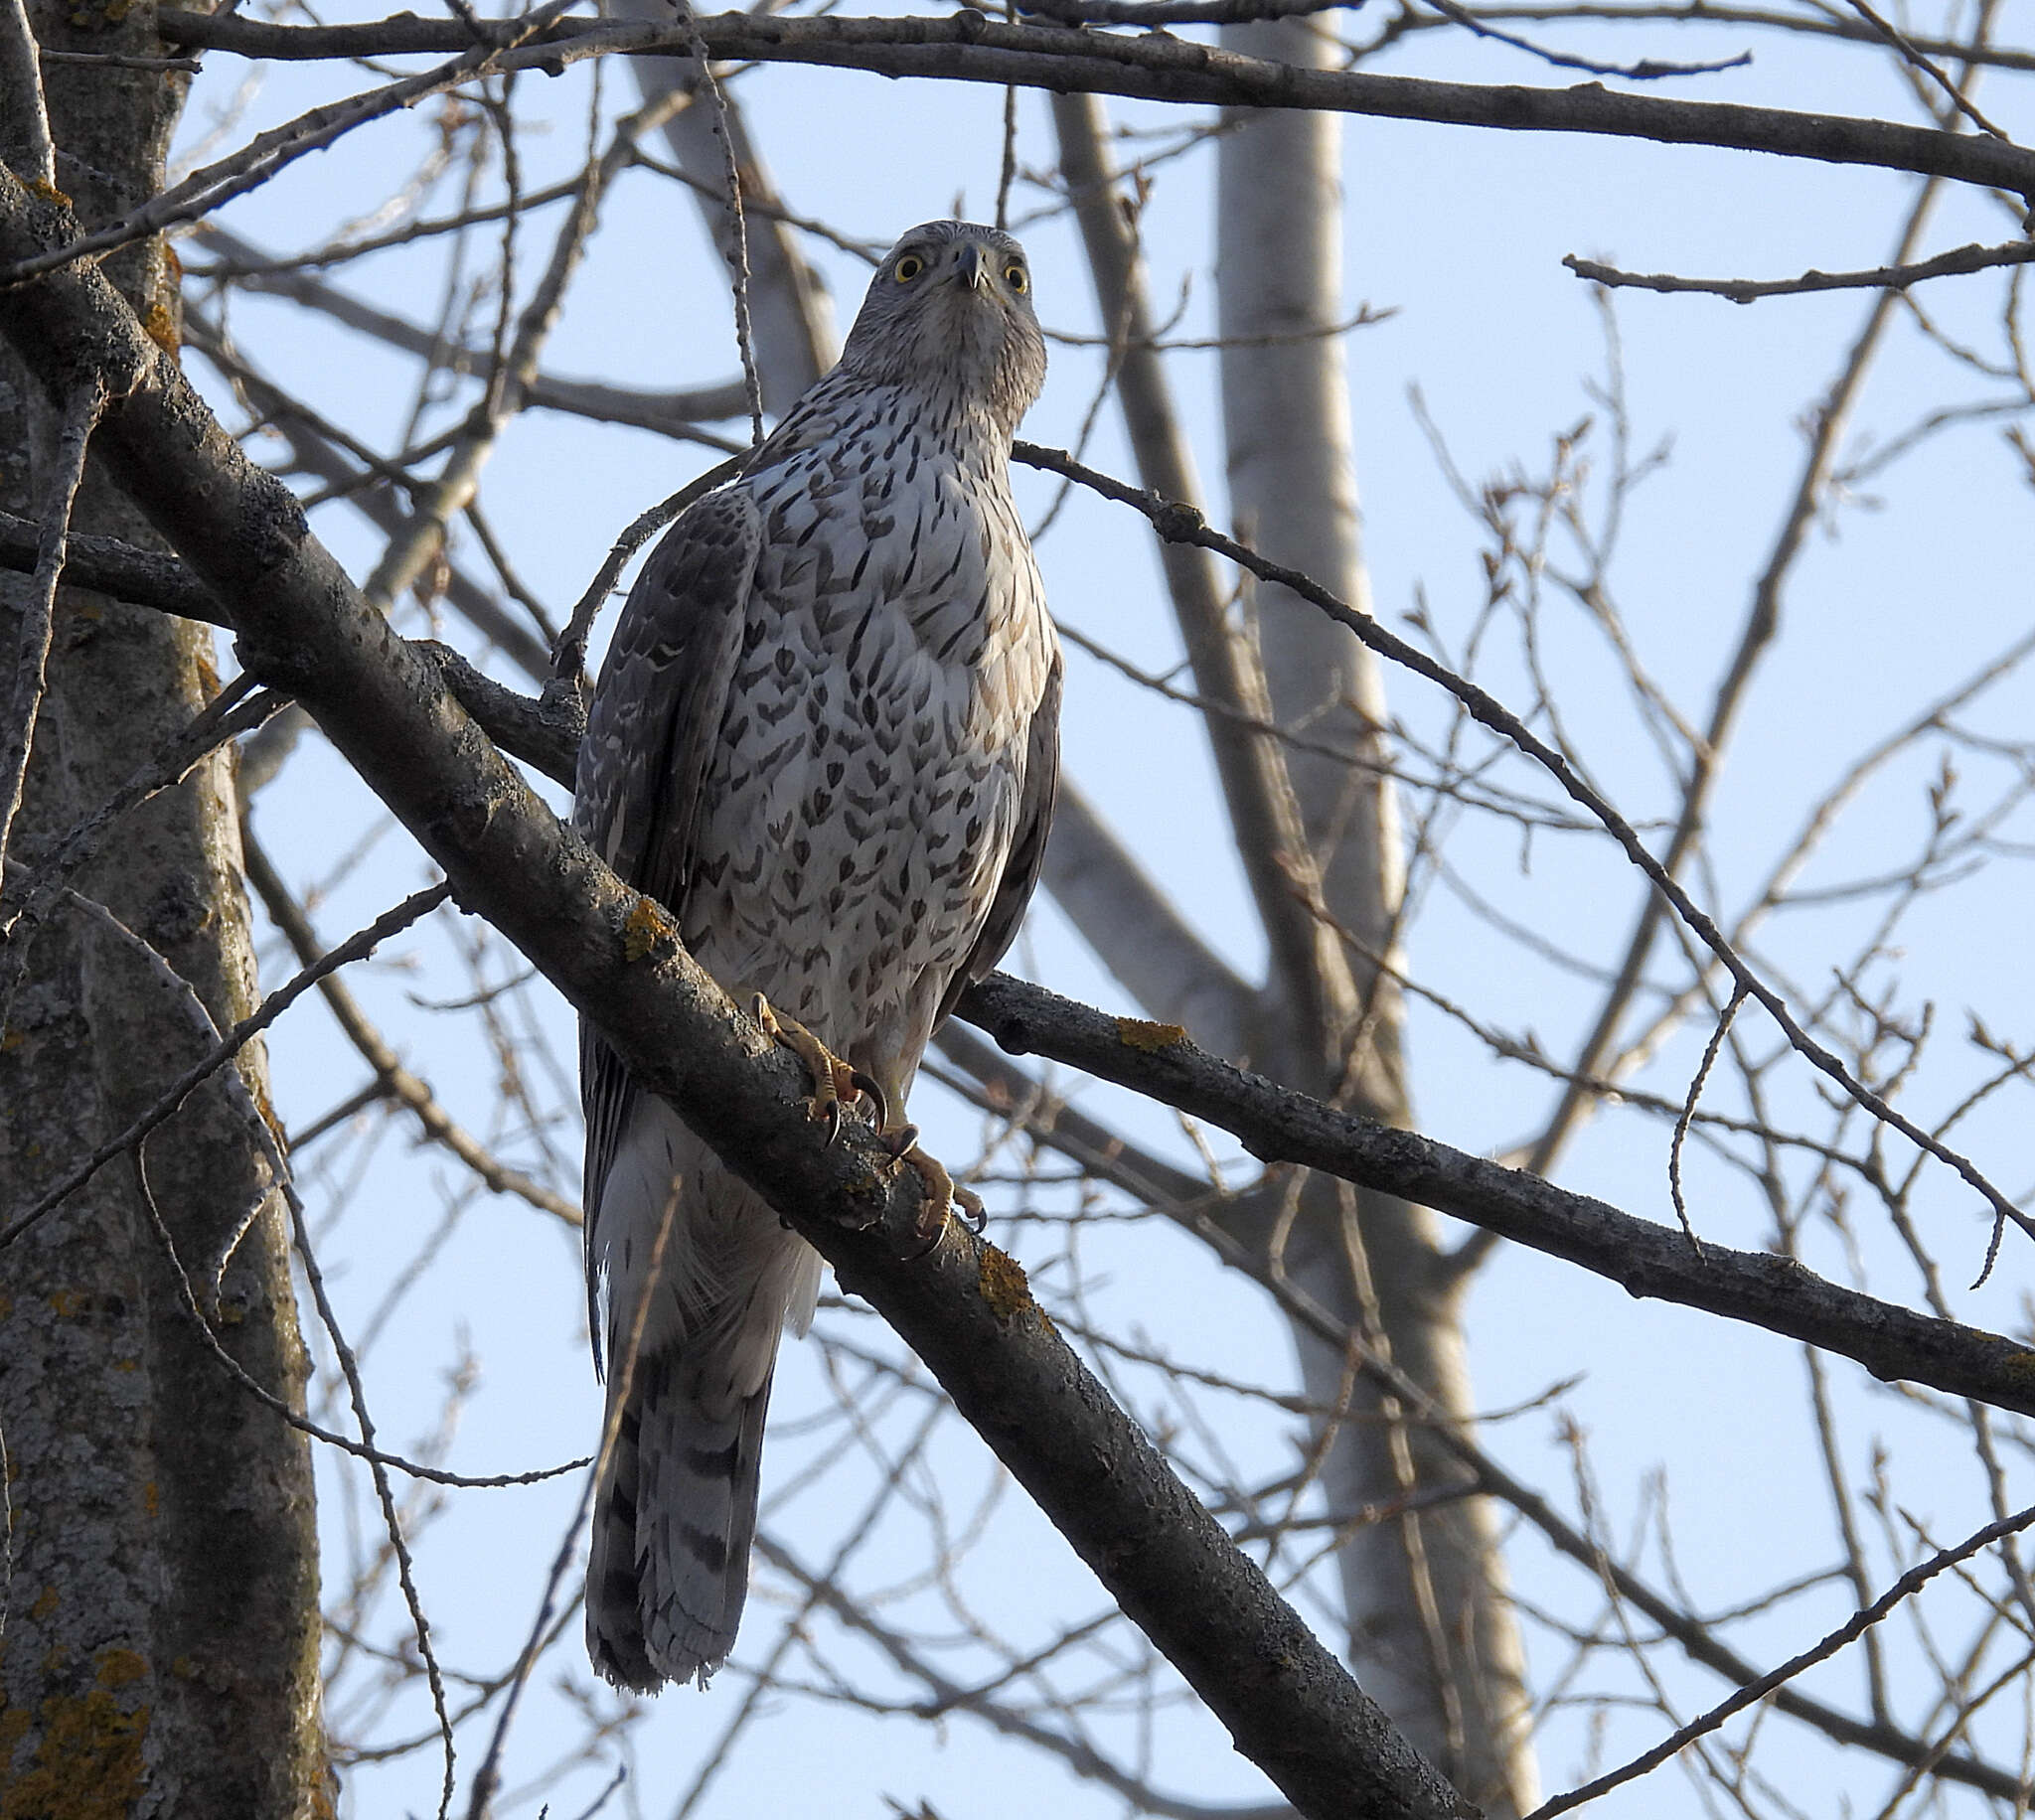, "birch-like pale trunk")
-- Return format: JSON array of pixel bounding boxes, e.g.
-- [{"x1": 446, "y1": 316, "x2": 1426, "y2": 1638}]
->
[
  {"x1": 1217, "y1": 24, "x2": 1538, "y2": 1810},
  {"x1": 0, "y1": 14, "x2": 323, "y2": 1814}
]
